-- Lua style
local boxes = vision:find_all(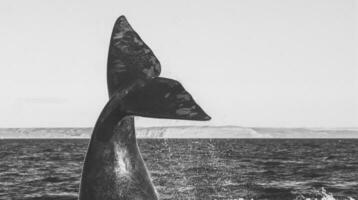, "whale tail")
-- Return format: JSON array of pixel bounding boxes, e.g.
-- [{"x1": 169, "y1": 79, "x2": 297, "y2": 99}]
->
[
  {"x1": 124, "y1": 77, "x2": 211, "y2": 121},
  {"x1": 107, "y1": 15, "x2": 161, "y2": 97},
  {"x1": 97, "y1": 15, "x2": 210, "y2": 140}
]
